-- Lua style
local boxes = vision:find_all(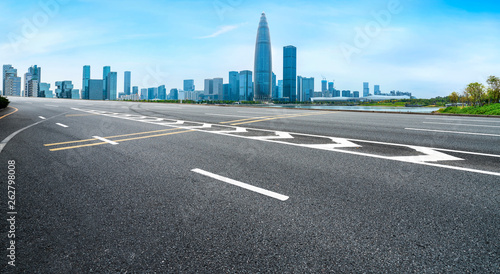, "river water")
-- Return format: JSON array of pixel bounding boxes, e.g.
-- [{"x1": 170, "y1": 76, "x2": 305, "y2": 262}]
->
[{"x1": 261, "y1": 105, "x2": 442, "y2": 113}]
